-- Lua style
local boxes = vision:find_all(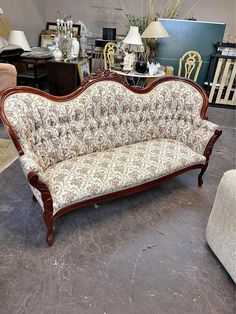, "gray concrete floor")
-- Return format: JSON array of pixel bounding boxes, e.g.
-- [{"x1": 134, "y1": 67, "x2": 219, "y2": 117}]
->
[{"x1": 0, "y1": 106, "x2": 235, "y2": 314}]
